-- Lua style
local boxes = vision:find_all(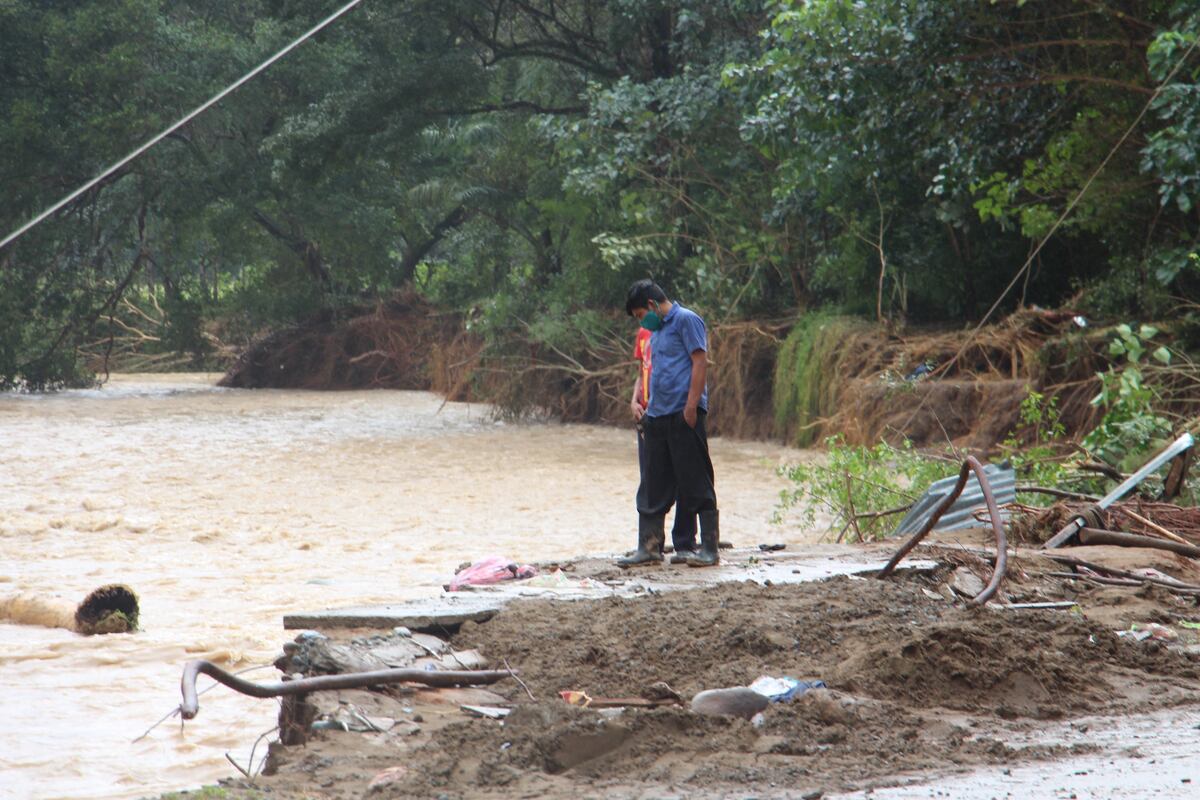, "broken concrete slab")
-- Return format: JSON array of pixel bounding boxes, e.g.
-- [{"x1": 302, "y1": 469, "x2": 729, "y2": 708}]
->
[
  {"x1": 282, "y1": 548, "x2": 937, "y2": 633},
  {"x1": 283, "y1": 596, "x2": 502, "y2": 633}
]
